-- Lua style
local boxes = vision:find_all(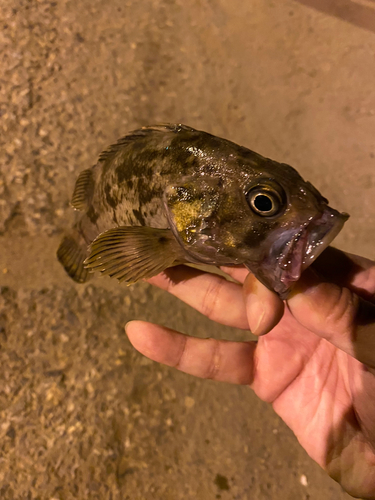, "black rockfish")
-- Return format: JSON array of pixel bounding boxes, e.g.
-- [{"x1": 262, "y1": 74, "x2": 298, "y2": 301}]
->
[{"x1": 57, "y1": 124, "x2": 349, "y2": 298}]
